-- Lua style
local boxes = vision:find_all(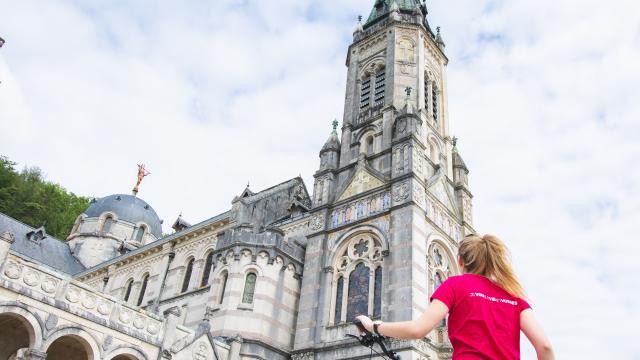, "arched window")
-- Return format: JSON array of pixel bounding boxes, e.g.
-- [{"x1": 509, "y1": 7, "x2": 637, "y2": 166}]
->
[
  {"x1": 102, "y1": 216, "x2": 114, "y2": 233},
  {"x1": 432, "y1": 84, "x2": 439, "y2": 122},
  {"x1": 218, "y1": 271, "x2": 228, "y2": 305},
  {"x1": 374, "y1": 68, "x2": 386, "y2": 106},
  {"x1": 123, "y1": 279, "x2": 134, "y2": 302},
  {"x1": 134, "y1": 226, "x2": 146, "y2": 242},
  {"x1": 137, "y1": 274, "x2": 149, "y2": 306},
  {"x1": 332, "y1": 233, "x2": 384, "y2": 324},
  {"x1": 429, "y1": 140, "x2": 440, "y2": 164},
  {"x1": 181, "y1": 259, "x2": 194, "y2": 293},
  {"x1": 428, "y1": 243, "x2": 456, "y2": 327},
  {"x1": 366, "y1": 136, "x2": 374, "y2": 154},
  {"x1": 242, "y1": 273, "x2": 257, "y2": 304},
  {"x1": 347, "y1": 262, "x2": 370, "y2": 322},
  {"x1": 201, "y1": 252, "x2": 214, "y2": 287}
]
